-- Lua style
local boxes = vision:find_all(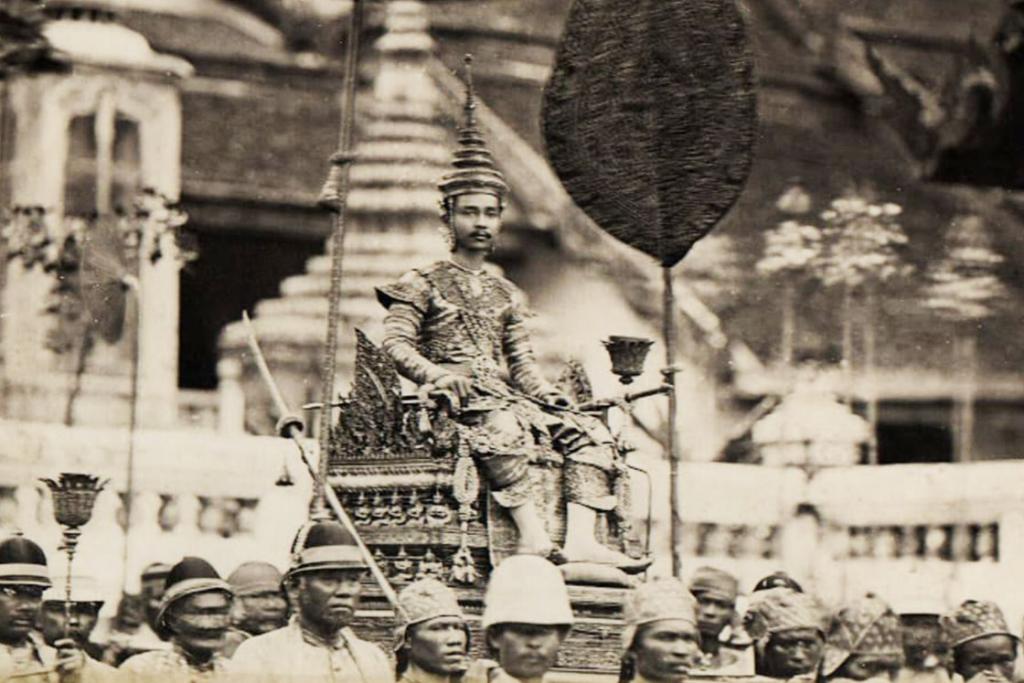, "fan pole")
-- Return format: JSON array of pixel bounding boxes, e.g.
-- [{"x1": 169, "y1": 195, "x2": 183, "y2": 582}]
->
[
  {"x1": 119, "y1": 283, "x2": 141, "y2": 597},
  {"x1": 662, "y1": 266, "x2": 684, "y2": 577}
]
